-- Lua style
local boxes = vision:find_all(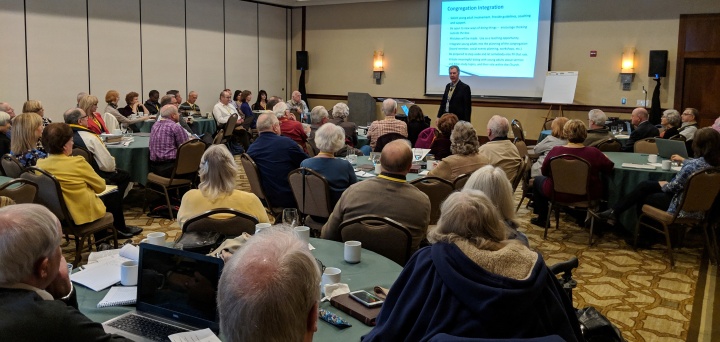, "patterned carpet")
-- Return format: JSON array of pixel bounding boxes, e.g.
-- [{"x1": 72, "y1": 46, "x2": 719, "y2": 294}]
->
[{"x1": 61, "y1": 156, "x2": 717, "y2": 341}]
